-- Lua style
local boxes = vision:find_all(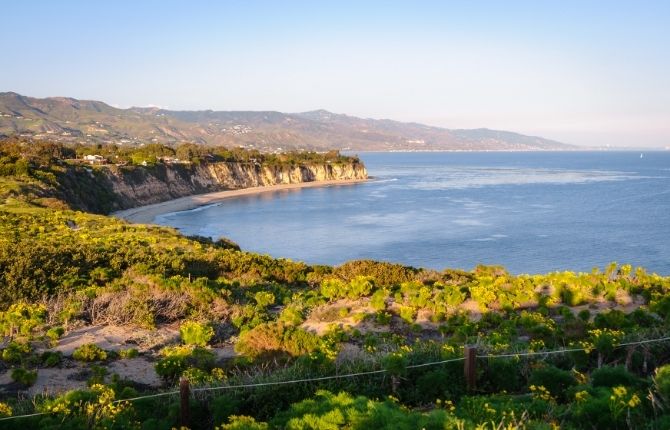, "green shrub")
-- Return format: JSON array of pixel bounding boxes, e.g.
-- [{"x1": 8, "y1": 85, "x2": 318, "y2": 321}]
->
[
  {"x1": 155, "y1": 345, "x2": 215, "y2": 384},
  {"x1": 40, "y1": 383, "x2": 135, "y2": 428},
  {"x1": 235, "y1": 322, "x2": 325, "y2": 359},
  {"x1": 181, "y1": 367, "x2": 212, "y2": 385},
  {"x1": 654, "y1": 364, "x2": 670, "y2": 403},
  {"x1": 0, "y1": 401, "x2": 12, "y2": 417},
  {"x1": 560, "y1": 285, "x2": 585, "y2": 306},
  {"x1": 278, "y1": 306, "x2": 305, "y2": 326},
  {"x1": 41, "y1": 350, "x2": 62, "y2": 367},
  {"x1": 399, "y1": 306, "x2": 417, "y2": 324},
  {"x1": 10, "y1": 367, "x2": 37, "y2": 387},
  {"x1": 564, "y1": 388, "x2": 615, "y2": 429},
  {"x1": 180, "y1": 320, "x2": 215, "y2": 346},
  {"x1": 214, "y1": 237, "x2": 241, "y2": 251},
  {"x1": 46, "y1": 326, "x2": 65, "y2": 342},
  {"x1": 271, "y1": 390, "x2": 462, "y2": 429},
  {"x1": 347, "y1": 276, "x2": 374, "y2": 299},
  {"x1": 219, "y1": 415, "x2": 269, "y2": 430},
  {"x1": 155, "y1": 354, "x2": 188, "y2": 384},
  {"x1": 1, "y1": 341, "x2": 31, "y2": 364},
  {"x1": 0, "y1": 302, "x2": 47, "y2": 338},
  {"x1": 370, "y1": 289, "x2": 388, "y2": 311},
  {"x1": 594, "y1": 310, "x2": 629, "y2": 329},
  {"x1": 254, "y1": 291, "x2": 275, "y2": 308},
  {"x1": 87, "y1": 365, "x2": 108, "y2": 386},
  {"x1": 591, "y1": 366, "x2": 640, "y2": 388},
  {"x1": 320, "y1": 278, "x2": 346, "y2": 300},
  {"x1": 333, "y1": 259, "x2": 419, "y2": 287},
  {"x1": 72, "y1": 343, "x2": 108, "y2": 362},
  {"x1": 481, "y1": 359, "x2": 525, "y2": 393},
  {"x1": 119, "y1": 348, "x2": 139, "y2": 359},
  {"x1": 528, "y1": 365, "x2": 576, "y2": 401},
  {"x1": 375, "y1": 311, "x2": 392, "y2": 325}
]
